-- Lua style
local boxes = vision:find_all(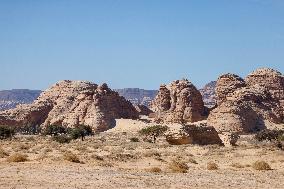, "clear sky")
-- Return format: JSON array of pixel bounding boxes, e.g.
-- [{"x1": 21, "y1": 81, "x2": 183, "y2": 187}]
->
[{"x1": 0, "y1": 0, "x2": 284, "y2": 90}]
